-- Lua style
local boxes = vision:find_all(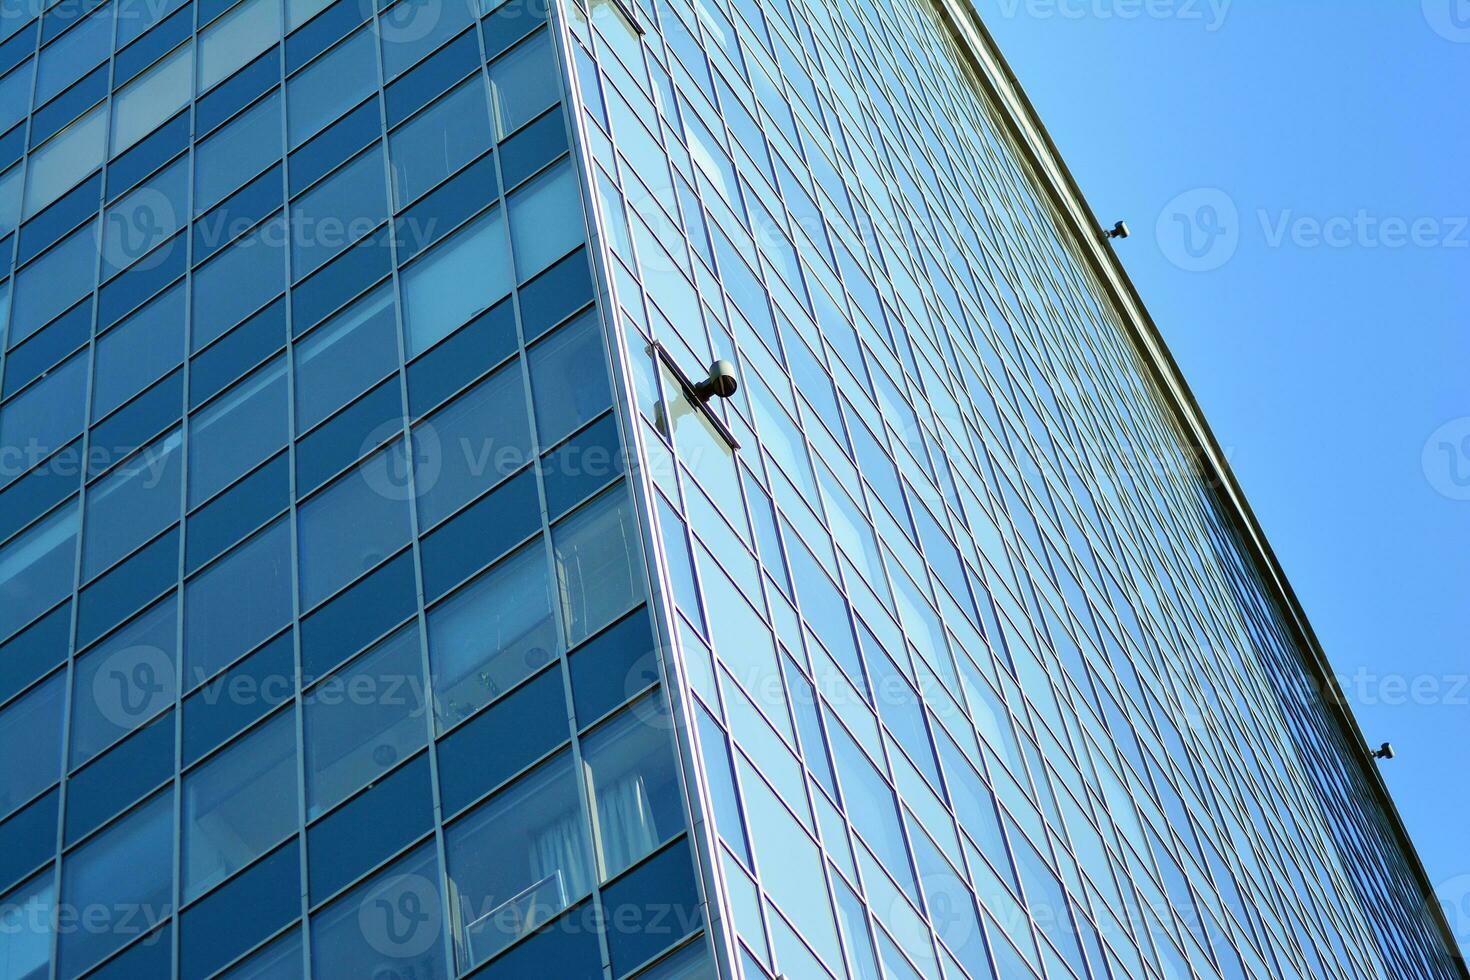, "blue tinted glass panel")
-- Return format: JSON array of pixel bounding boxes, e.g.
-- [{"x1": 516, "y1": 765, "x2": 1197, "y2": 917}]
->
[
  {"x1": 184, "y1": 518, "x2": 292, "y2": 682},
  {"x1": 69, "y1": 597, "x2": 178, "y2": 767},
  {"x1": 218, "y1": 926, "x2": 303, "y2": 980},
  {"x1": 427, "y1": 542, "x2": 557, "y2": 733},
  {"x1": 74, "y1": 526, "x2": 179, "y2": 648},
  {"x1": 185, "y1": 453, "x2": 287, "y2": 572},
  {"x1": 405, "y1": 298, "x2": 517, "y2": 418},
  {"x1": 294, "y1": 379, "x2": 400, "y2": 495},
  {"x1": 400, "y1": 205, "x2": 511, "y2": 356},
  {"x1": 309, "y1": 843, "x2": 446, "y2": 979},
  {"x1": 198, "y1": 0, "x2": 284, "y2": 92},
  {"x1": 188, "y1": 356, "x2": 288, "y2": 506},
  {"x1": 101, "y1": 156, "x2": 189, "y2": 278},
  {"x1": 582, "y1": 697, "x2": 685, "y2": 879},
  {"x1": 497, "y1": 104, "x2": 566, "y2": 191},
  {"x1": 192, "y1": 213, "x2": 286, "y2": 350},
  {"x1": 567, "y1": 607, "x2": 656, "y2": 727},
  {"x1": 93, "y1": 283, "x2": 186, "y2": 419},
  {"x1": 63, "y1": 710, "x2": 174, "y2": 844},
  {"x1": 0, "y1": 871, "x2": 54, "y2": 980},
  {"x1": 601, "y1": 841, "x2": 702, "y2": 975},
  {"x1": 487, "y1": 30, "x2": 558, "y2": 140},
  {"x1": 1, "y1": 300, "x2": 90, "y2": 400},
  {"x1": 8, "y1": 221, "x2": 96, "y2": 346},
  {"x1": 418, "y1": 466, "x2": 539, "y2": 601},
  {"x1": 527, "y1": 310, "x2": 610, "y2": 445},
  {"x1": 110, "y1": 41, "x2": 192, "y2": 154},
  {"x1": 412, "y1": 361, "x2": 530, "y2": 527},
  {"x1": 183, "y1": 707, "x2": 298, "y2": 900},
  {"x1": 180, "y1": 838, "x2": 299, "y2": 979},
  {"x1": 542, "y1": 411, "x2": 622, "y2": 520},
  {"x1": 303, "y1": 623, "x2": 426, "y2": 819},
  {"x1": 288, "y1": 97, "x2": 377, "y2": 196},
  {"x1": 289, "y1": 143, "x2": 387, "y2": 279},
  {"x1": 507, "y1": 156, "x2": 583, "y2": 281},
  {"x1": 56, "y1": 791, "x2": 173, "y2": 977},
  {"x1": 190, "y1": 297, "x2": 288, "y2": 408},
  {"x1": 0, "y1": 503, "x2": 77, "y2": 642},
  {"x1": 380, "y1": 0, "x2": 472, "y2": 79},
  {"x1": 387, "y1": 74, "x2": 491, "y2": 209},
  {"x1": 551, "y1": 488, "x2": 641, "y2": 647},
  {"x1": 299, "y1": 549, "x2": 416, "y2": 680},
  {"x1": 0, "y1": 602, "x2": 70, "y2": 707},
  {"x1": 293, "y1": 282, "x2": 397, "y2": 432},
  {"x1": 298, "y1": 445, "x2": 414, "y2": 608},
  {"x1": 306, "y1": 751, "x2": 432, "y2": 902},
  {"x1": 195, "y1": 90, "x2": 283, "y2": 213},
  {"x1": 181, "y1": 630, "x2": 294, "y2": 763},
  {"x1": 445, "y1": 751, "x2": 591, "y2": 970},
  {"x1": 286, "y1": 26, "x2": 376, "y2": 147},
  {"x1": 0, "y1": 670, "x2": 64, "y2": 820},
  {"x1": 82, "y1": 430, "x2": 184, "y2": 580}
]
